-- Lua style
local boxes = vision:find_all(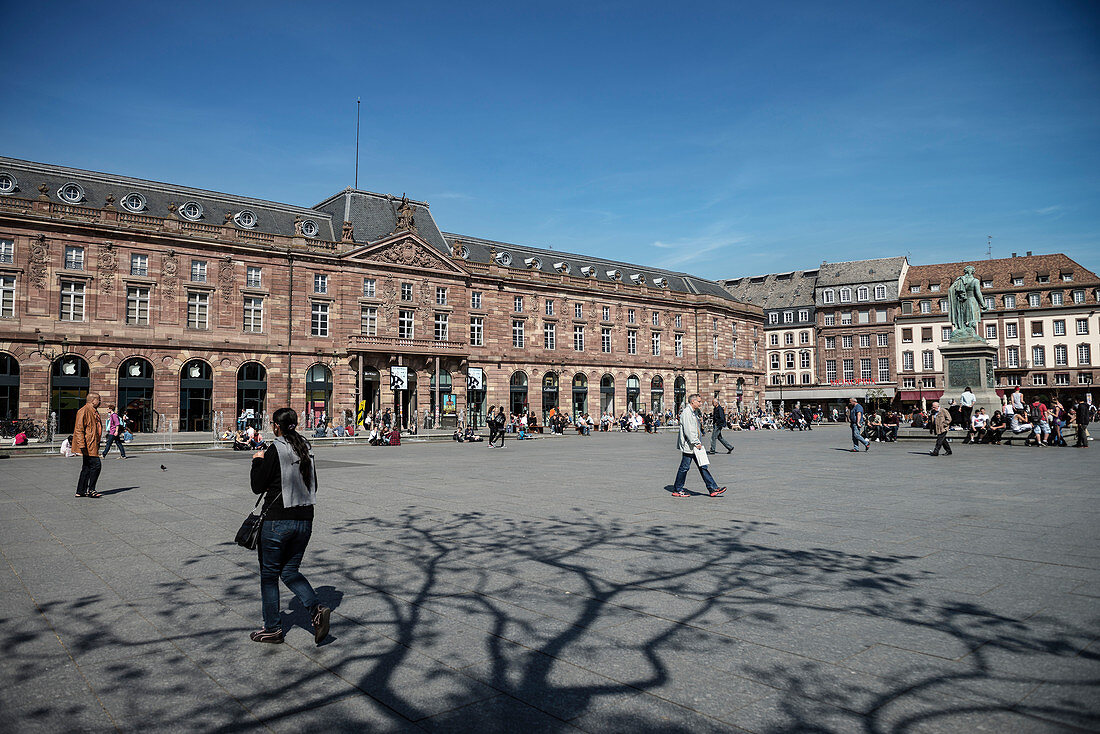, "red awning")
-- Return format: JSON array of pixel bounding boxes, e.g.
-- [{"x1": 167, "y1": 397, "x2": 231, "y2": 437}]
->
[{"x1": 898, "y1": 390, "x2": 943, "y2": 401}]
